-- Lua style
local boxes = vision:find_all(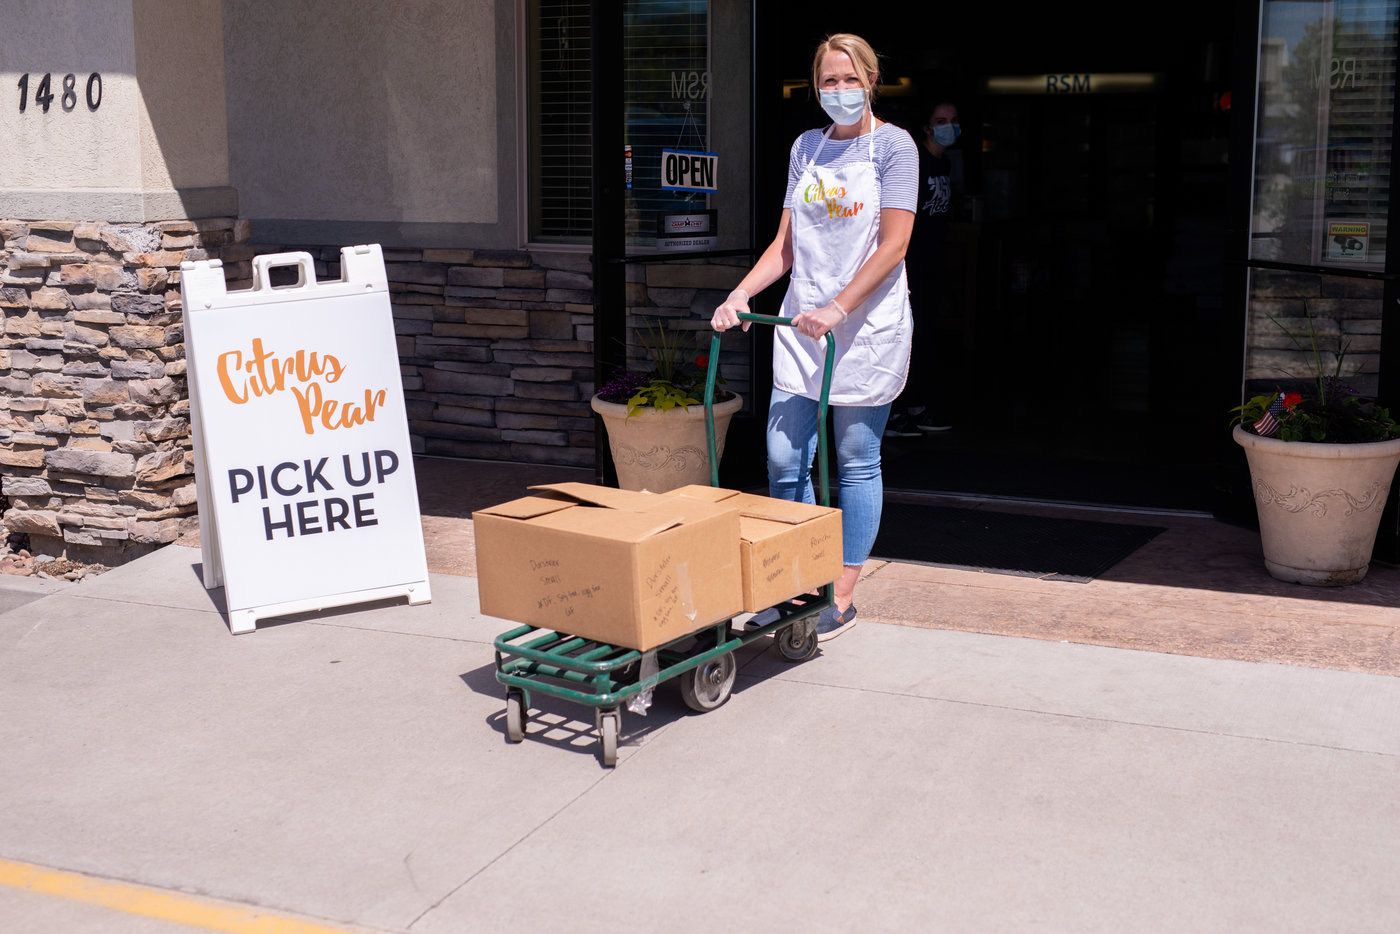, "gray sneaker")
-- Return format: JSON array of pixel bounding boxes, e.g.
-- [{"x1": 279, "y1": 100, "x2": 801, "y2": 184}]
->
[
  {"x1": 882, "y1": 412, "x2": 921, "y2": 438},
  {"x1": 815, "y1": 604, "x2": 857, "y2": 642}
]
